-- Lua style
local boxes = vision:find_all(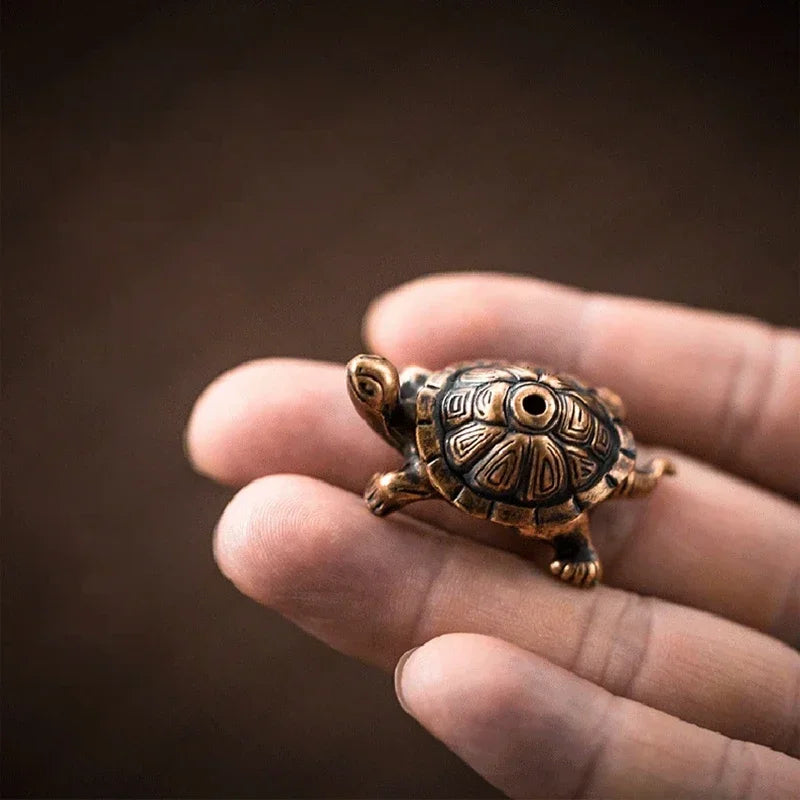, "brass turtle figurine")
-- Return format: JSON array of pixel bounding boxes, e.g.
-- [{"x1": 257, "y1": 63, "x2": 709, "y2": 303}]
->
[{"x1": 347, "y1": 355, "x2": 675, "y2": 587}]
